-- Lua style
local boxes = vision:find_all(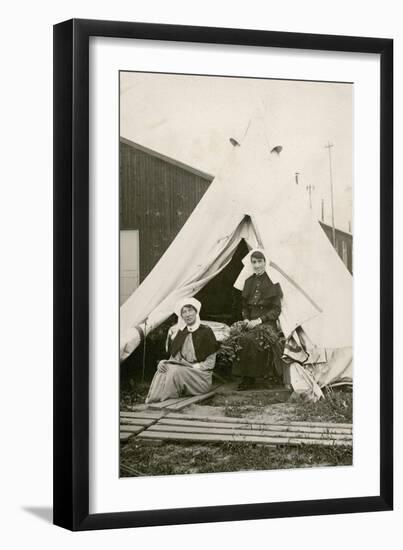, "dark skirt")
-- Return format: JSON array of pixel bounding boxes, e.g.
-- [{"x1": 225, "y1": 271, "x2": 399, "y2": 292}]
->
[
  {"x1": 231, "y1": 322, "x2": 286, "y2": 379},
  {"x1": 237, "y1": 332, "x2": 268, "y2": 378}
]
